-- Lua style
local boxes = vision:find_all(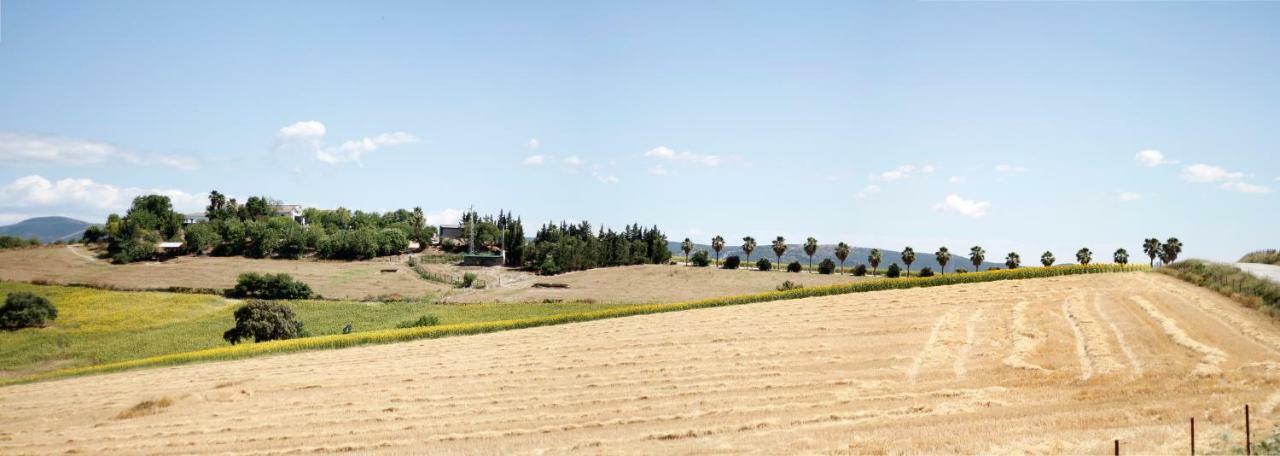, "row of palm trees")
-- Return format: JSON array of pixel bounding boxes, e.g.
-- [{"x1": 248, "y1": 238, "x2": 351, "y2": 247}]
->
[{"x1": 679, "y1": 235, "x2": 1185, "y2": 275}]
